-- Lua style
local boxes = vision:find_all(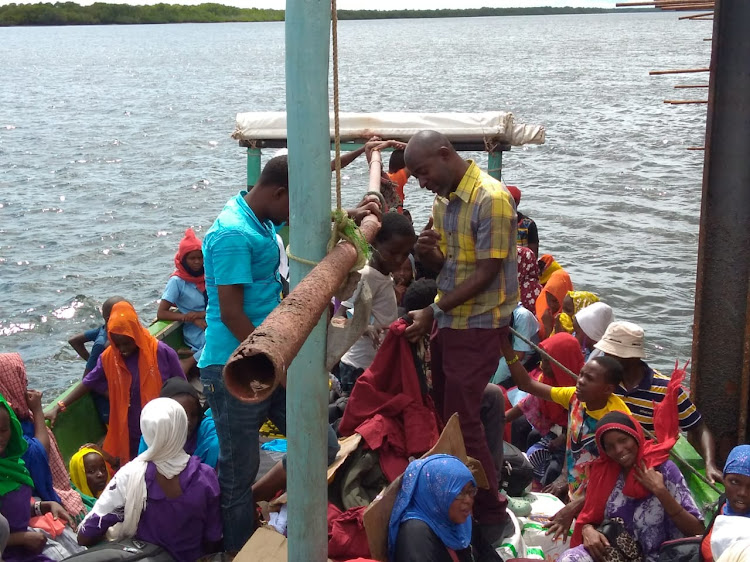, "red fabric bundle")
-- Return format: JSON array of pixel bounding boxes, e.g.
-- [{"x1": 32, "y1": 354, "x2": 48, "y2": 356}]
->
[
  {"x1": 339, "y1": 319, "x2": 441, "y2": 481},
  {"x1": 327, "y1": 504, "x2": 370, "y2": 561},
  {"x1": 571, "y1": 361, "x2": 687, "y2": 547}
]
